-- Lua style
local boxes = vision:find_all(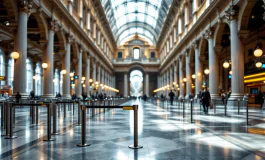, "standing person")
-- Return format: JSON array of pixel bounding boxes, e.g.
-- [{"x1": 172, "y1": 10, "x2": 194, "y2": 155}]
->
[
  {"x1": 143, "y1": 94, "x2": 147, "y2": 101},
  {"x1": 257, "y1": 91, "x2": 264, "y2": 107},
  {"x1": 201, "y1": 87, "x2": 211, "y2": 114},
  {"x1": 221, "y1": 91, "x2": 226, "y2": 105},
  {"x1": 189, "y1": 92, "x2": 193, "y2": 99},
  {"x1": 30, "y1": 91, "x2": 35, "y2": 99},
  {"x1": 198, "y1": 91, "x2": 202, "y2": 104},
  {"x1": 15, "y1": 92, "x2": 21, "y2": 103},
  {"x1": 168, "y1": 90, "x2": 175, "y2": 105}
]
